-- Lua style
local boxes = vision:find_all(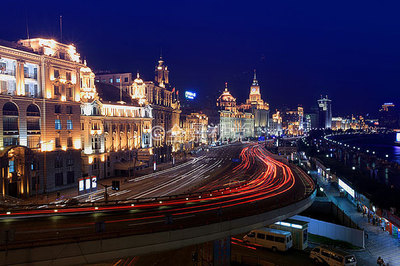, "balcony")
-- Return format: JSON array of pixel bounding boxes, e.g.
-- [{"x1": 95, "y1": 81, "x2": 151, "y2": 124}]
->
[
  {"x1": 0, "y1": 69, "x2": 15, "y2": 76},
  {"x1": 24, "y1": 73, "x2": 38, "y2": 80}
]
